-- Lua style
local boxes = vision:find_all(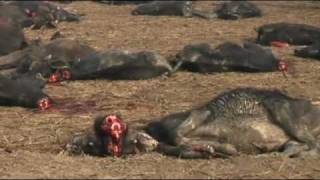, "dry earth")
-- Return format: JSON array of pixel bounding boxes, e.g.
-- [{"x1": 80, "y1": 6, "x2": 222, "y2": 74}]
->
[{"x1": 1, "y1": 1, "x2": 320, "y2": 179}]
